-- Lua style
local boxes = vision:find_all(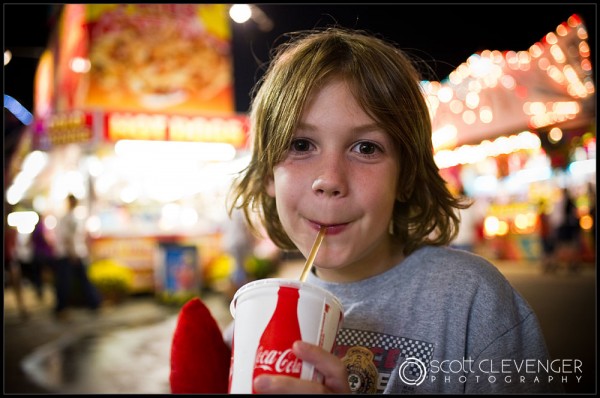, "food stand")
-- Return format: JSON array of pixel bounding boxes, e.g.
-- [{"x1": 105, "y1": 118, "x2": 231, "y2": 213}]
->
[{"x1": 20, "y1": 4, "x2": 251, "y2": 293}]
